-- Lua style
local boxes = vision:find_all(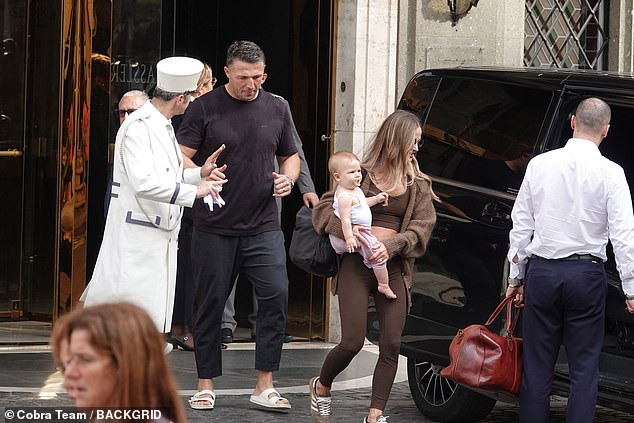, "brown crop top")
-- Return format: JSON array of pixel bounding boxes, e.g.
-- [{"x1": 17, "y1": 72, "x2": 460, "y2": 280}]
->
[{"x1": 368, "y1": 180, "x2": 409, "y2": 231}]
